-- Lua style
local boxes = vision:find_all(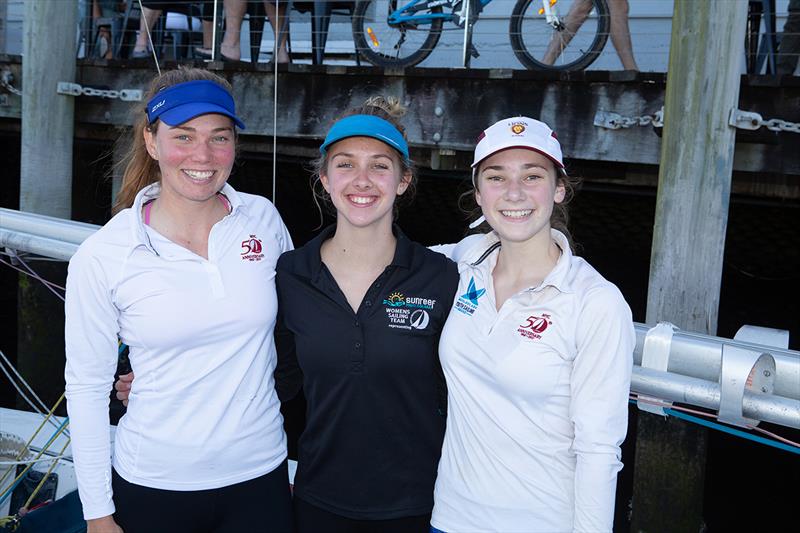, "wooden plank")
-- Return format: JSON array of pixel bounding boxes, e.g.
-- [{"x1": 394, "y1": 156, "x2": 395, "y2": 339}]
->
[{"x1": 0, "y1": 59, "x2": 797, "y2": 175}]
